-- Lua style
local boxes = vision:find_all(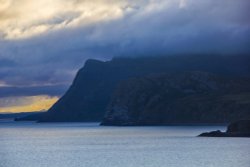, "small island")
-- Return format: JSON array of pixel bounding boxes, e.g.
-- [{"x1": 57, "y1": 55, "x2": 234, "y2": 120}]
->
[{"x1": 198, "y1": 120, "x2": 250, "y2": 137}]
